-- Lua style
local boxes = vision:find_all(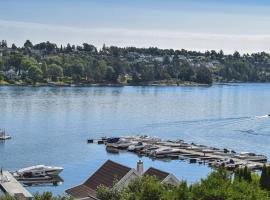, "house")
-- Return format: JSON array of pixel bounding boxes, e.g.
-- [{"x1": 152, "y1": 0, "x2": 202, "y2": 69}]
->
[
  {"x1": 66, "y1": 160, "x2": 179, "y2": 199},
  {"x1": 4, "y1": 69, "x2": 18, "y2": 80},
  {"x1": 66, "y1": 160, "x2": 139, "y2": 199},
  {"x1": 144, "y1": 167, "x2": 180, "y2": 186}
]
